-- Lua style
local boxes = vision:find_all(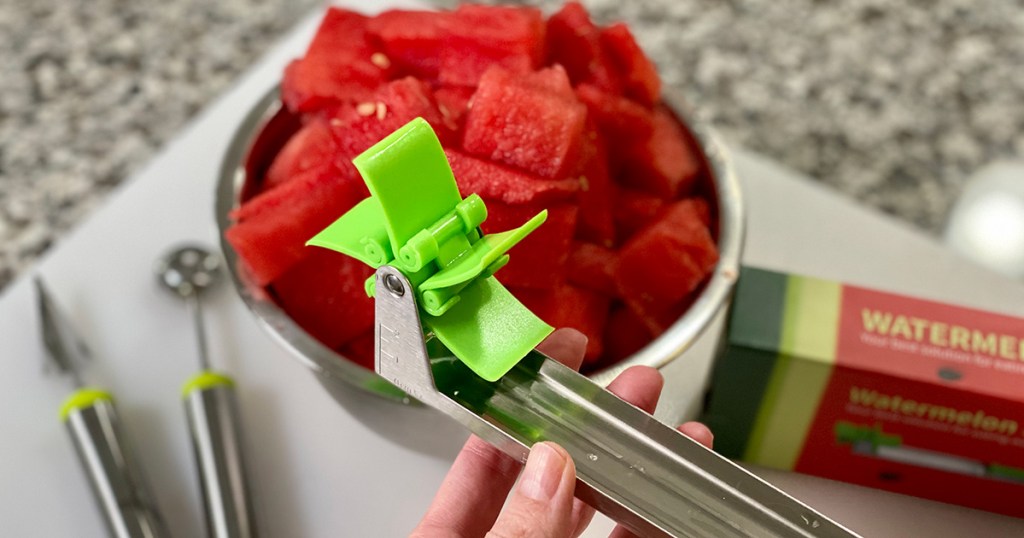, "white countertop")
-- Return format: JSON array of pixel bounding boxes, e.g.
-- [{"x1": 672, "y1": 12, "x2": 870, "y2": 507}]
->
[{"x1": 2, "y1": 3, "x2": 1023, "y2": 537}]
